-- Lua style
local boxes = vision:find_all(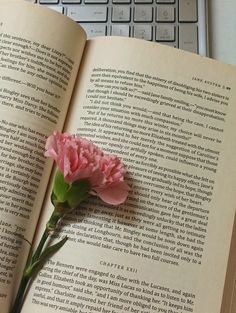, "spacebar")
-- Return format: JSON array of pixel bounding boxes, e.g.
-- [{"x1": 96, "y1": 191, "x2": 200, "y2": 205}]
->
[{"x1": 67, "y1": 6, "x2": 107, "y2": 22}]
